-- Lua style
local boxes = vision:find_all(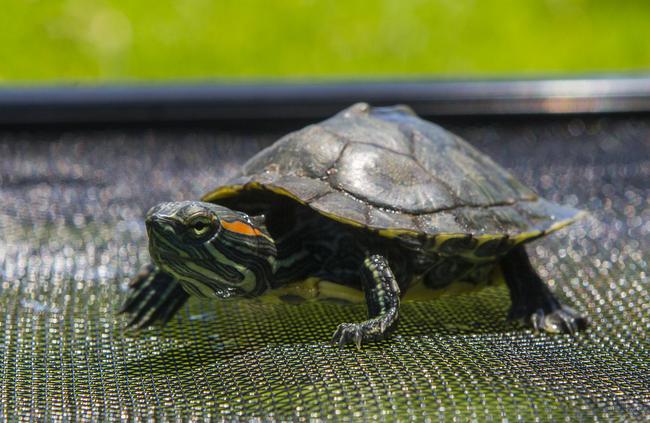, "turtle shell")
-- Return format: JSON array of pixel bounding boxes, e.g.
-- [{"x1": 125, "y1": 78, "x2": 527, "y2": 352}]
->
[{"x1": 203, "y1": 103, "x2": 583, "y2": 246}]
